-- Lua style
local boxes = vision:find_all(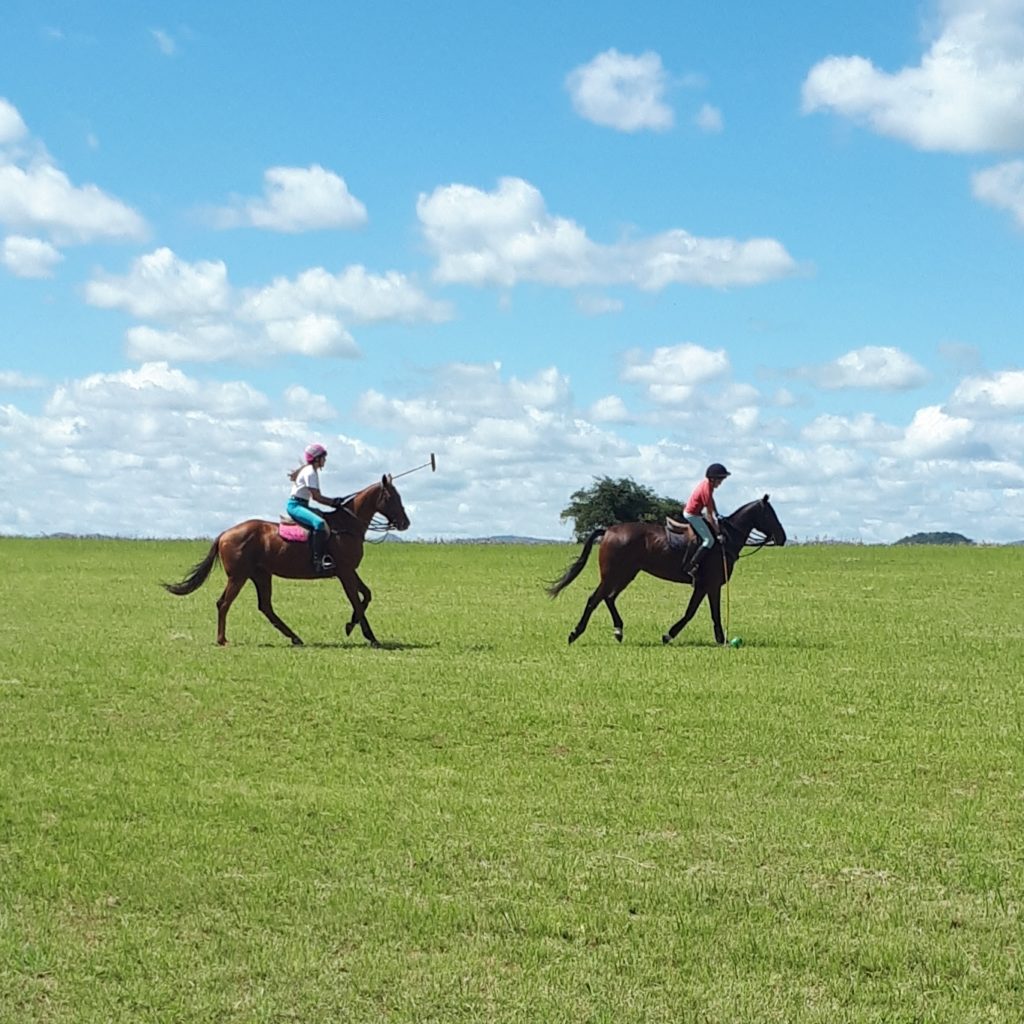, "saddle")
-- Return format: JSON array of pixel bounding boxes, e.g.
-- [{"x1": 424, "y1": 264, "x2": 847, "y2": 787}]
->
[
  {"x1": 665, "y1": 516, "x2": 721, "y2": 549},
  {"x1": 278, "y1": 515, "x2": 310, "y2": 543}
]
